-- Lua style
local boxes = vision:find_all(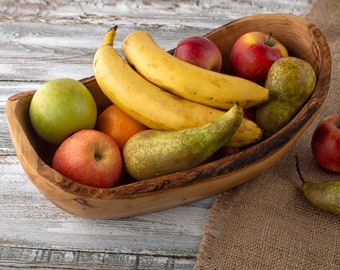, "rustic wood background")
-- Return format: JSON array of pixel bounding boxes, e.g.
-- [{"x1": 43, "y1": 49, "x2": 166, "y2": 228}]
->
[{"x1": 0, "y1": 0, "x2": 315, "y2": 269}]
